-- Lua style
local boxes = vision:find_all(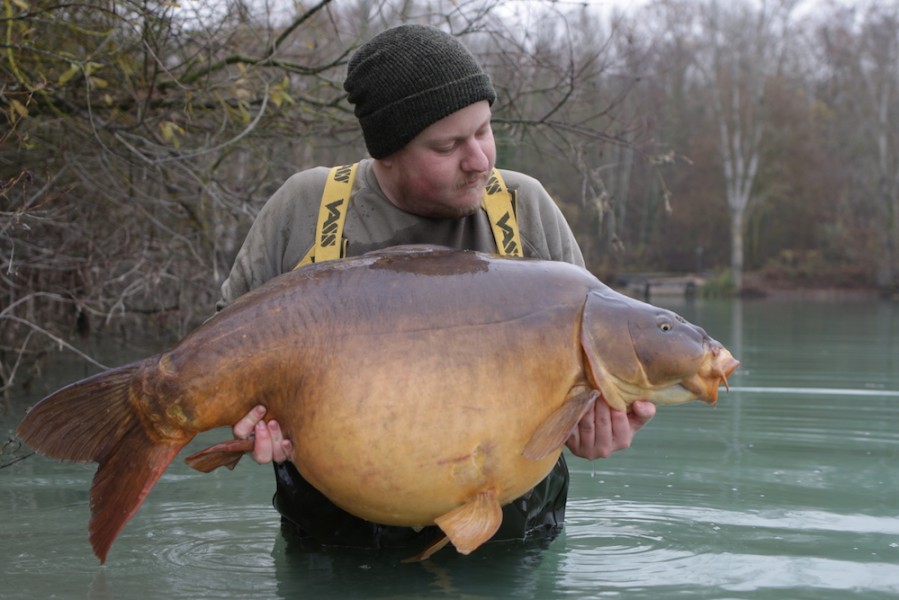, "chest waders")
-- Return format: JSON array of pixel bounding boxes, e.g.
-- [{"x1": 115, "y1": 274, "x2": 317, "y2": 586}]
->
[
  {"x1": 293, "y1": 163, "x2": 523, "y2": 269},
  {"x1": 274, "y1": 163, "x2": 569, "y2": 550}
]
